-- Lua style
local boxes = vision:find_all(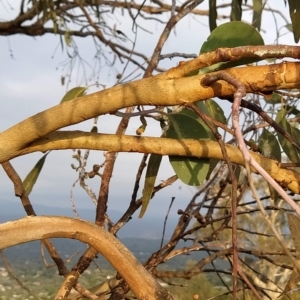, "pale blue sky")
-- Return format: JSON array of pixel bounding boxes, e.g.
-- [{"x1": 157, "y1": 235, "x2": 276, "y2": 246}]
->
[{"x1": 0, "y1": 1, "x2": 297, "y2": 220}]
